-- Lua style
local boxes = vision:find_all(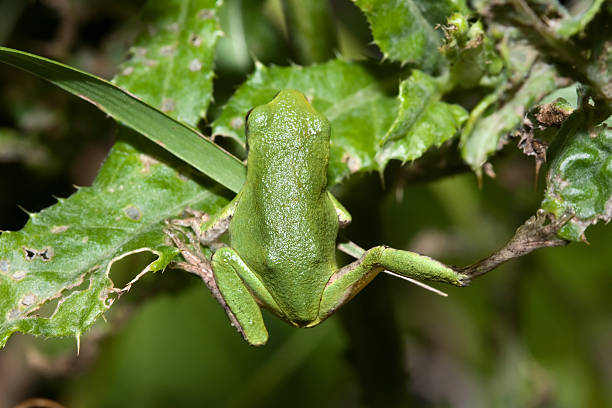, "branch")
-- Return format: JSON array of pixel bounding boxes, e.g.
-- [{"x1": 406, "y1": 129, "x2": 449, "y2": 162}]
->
[{"x1": 459, "y1": 210, "x2": 570, "y2": 278}]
